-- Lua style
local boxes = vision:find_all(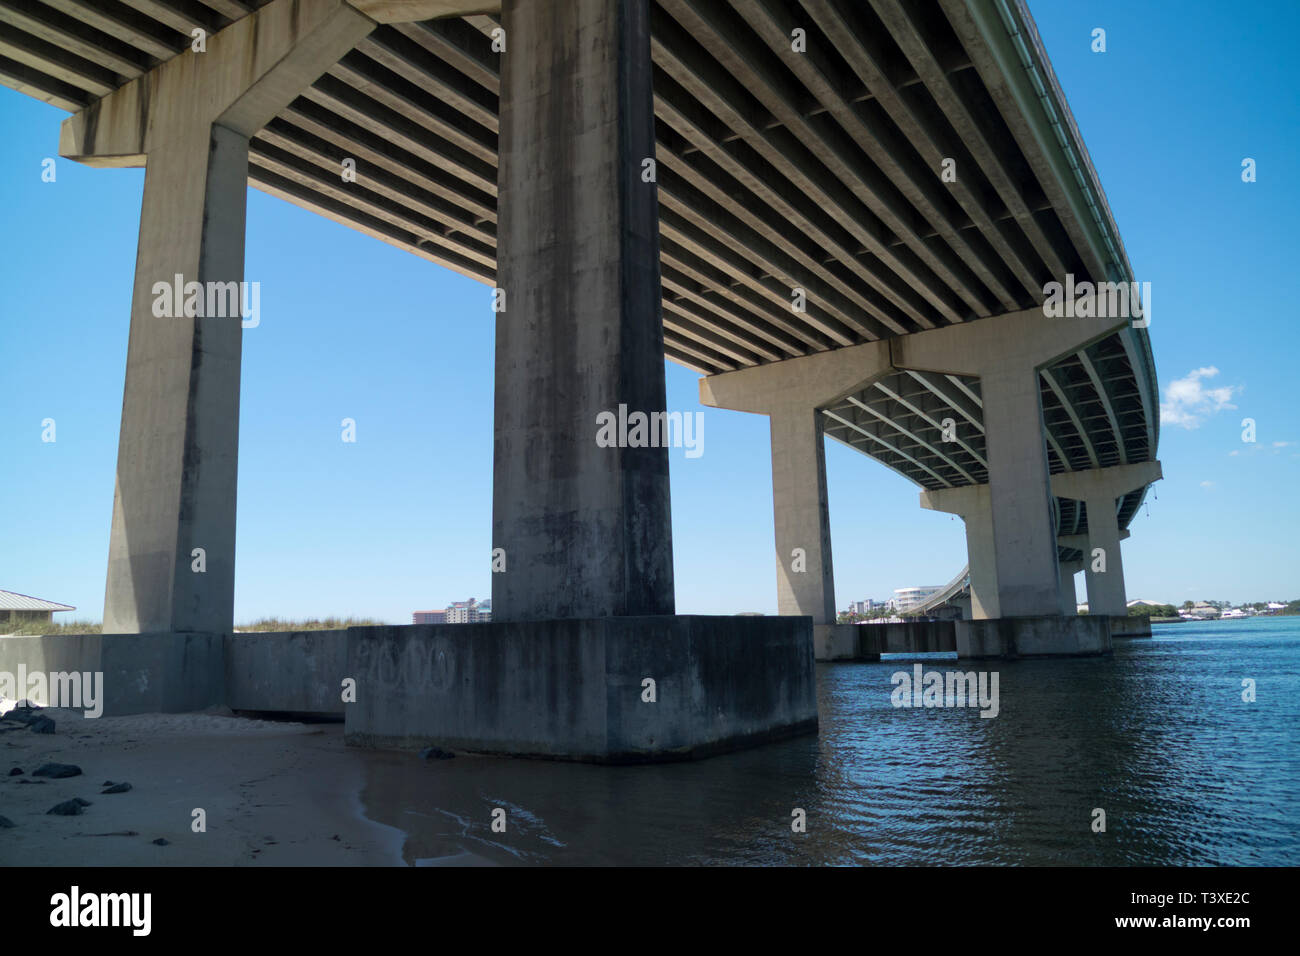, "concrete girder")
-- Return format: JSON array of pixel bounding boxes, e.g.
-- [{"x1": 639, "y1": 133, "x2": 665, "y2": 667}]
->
[
  {"x1": 39, "y1": 0, "x2": 179, "y2": 62},
  {"x1": 939, "y1": 0, "x2": 1112, "y2": 285},
  {"x1": 686, "y1": 0, "x2": 988, "y2": 321},
  {"x1": 0, "y1": 1, "x2": 153, "y2": 80},
  {"x1": 826, "y1": 412, "x2": 953, "y2": 488},
  {"x1": 751, "y1": 0, "x2": 1015, "y2": 317},
  {"x1": 870, "y1": 0, "x2": 1070, "y2": 284},
  {"x1": 1078, "y1": 348, "x2": 1127, "y2": 465},
  {"x1": 800, "y1": 0, "x2": 1033, "y2": 310},
  {"x1": 649, "y1": 9, "x2": 931, "y2": 334},
  {"x1": 1042, "y1": 364, "x2": 1099, "y2": 468},
  {"x1": 659, "y1": 0, "x2": 967, "y2": 328},
  {"x1": 650, "y1": 69, "x2": 907, "y2": 339}
]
